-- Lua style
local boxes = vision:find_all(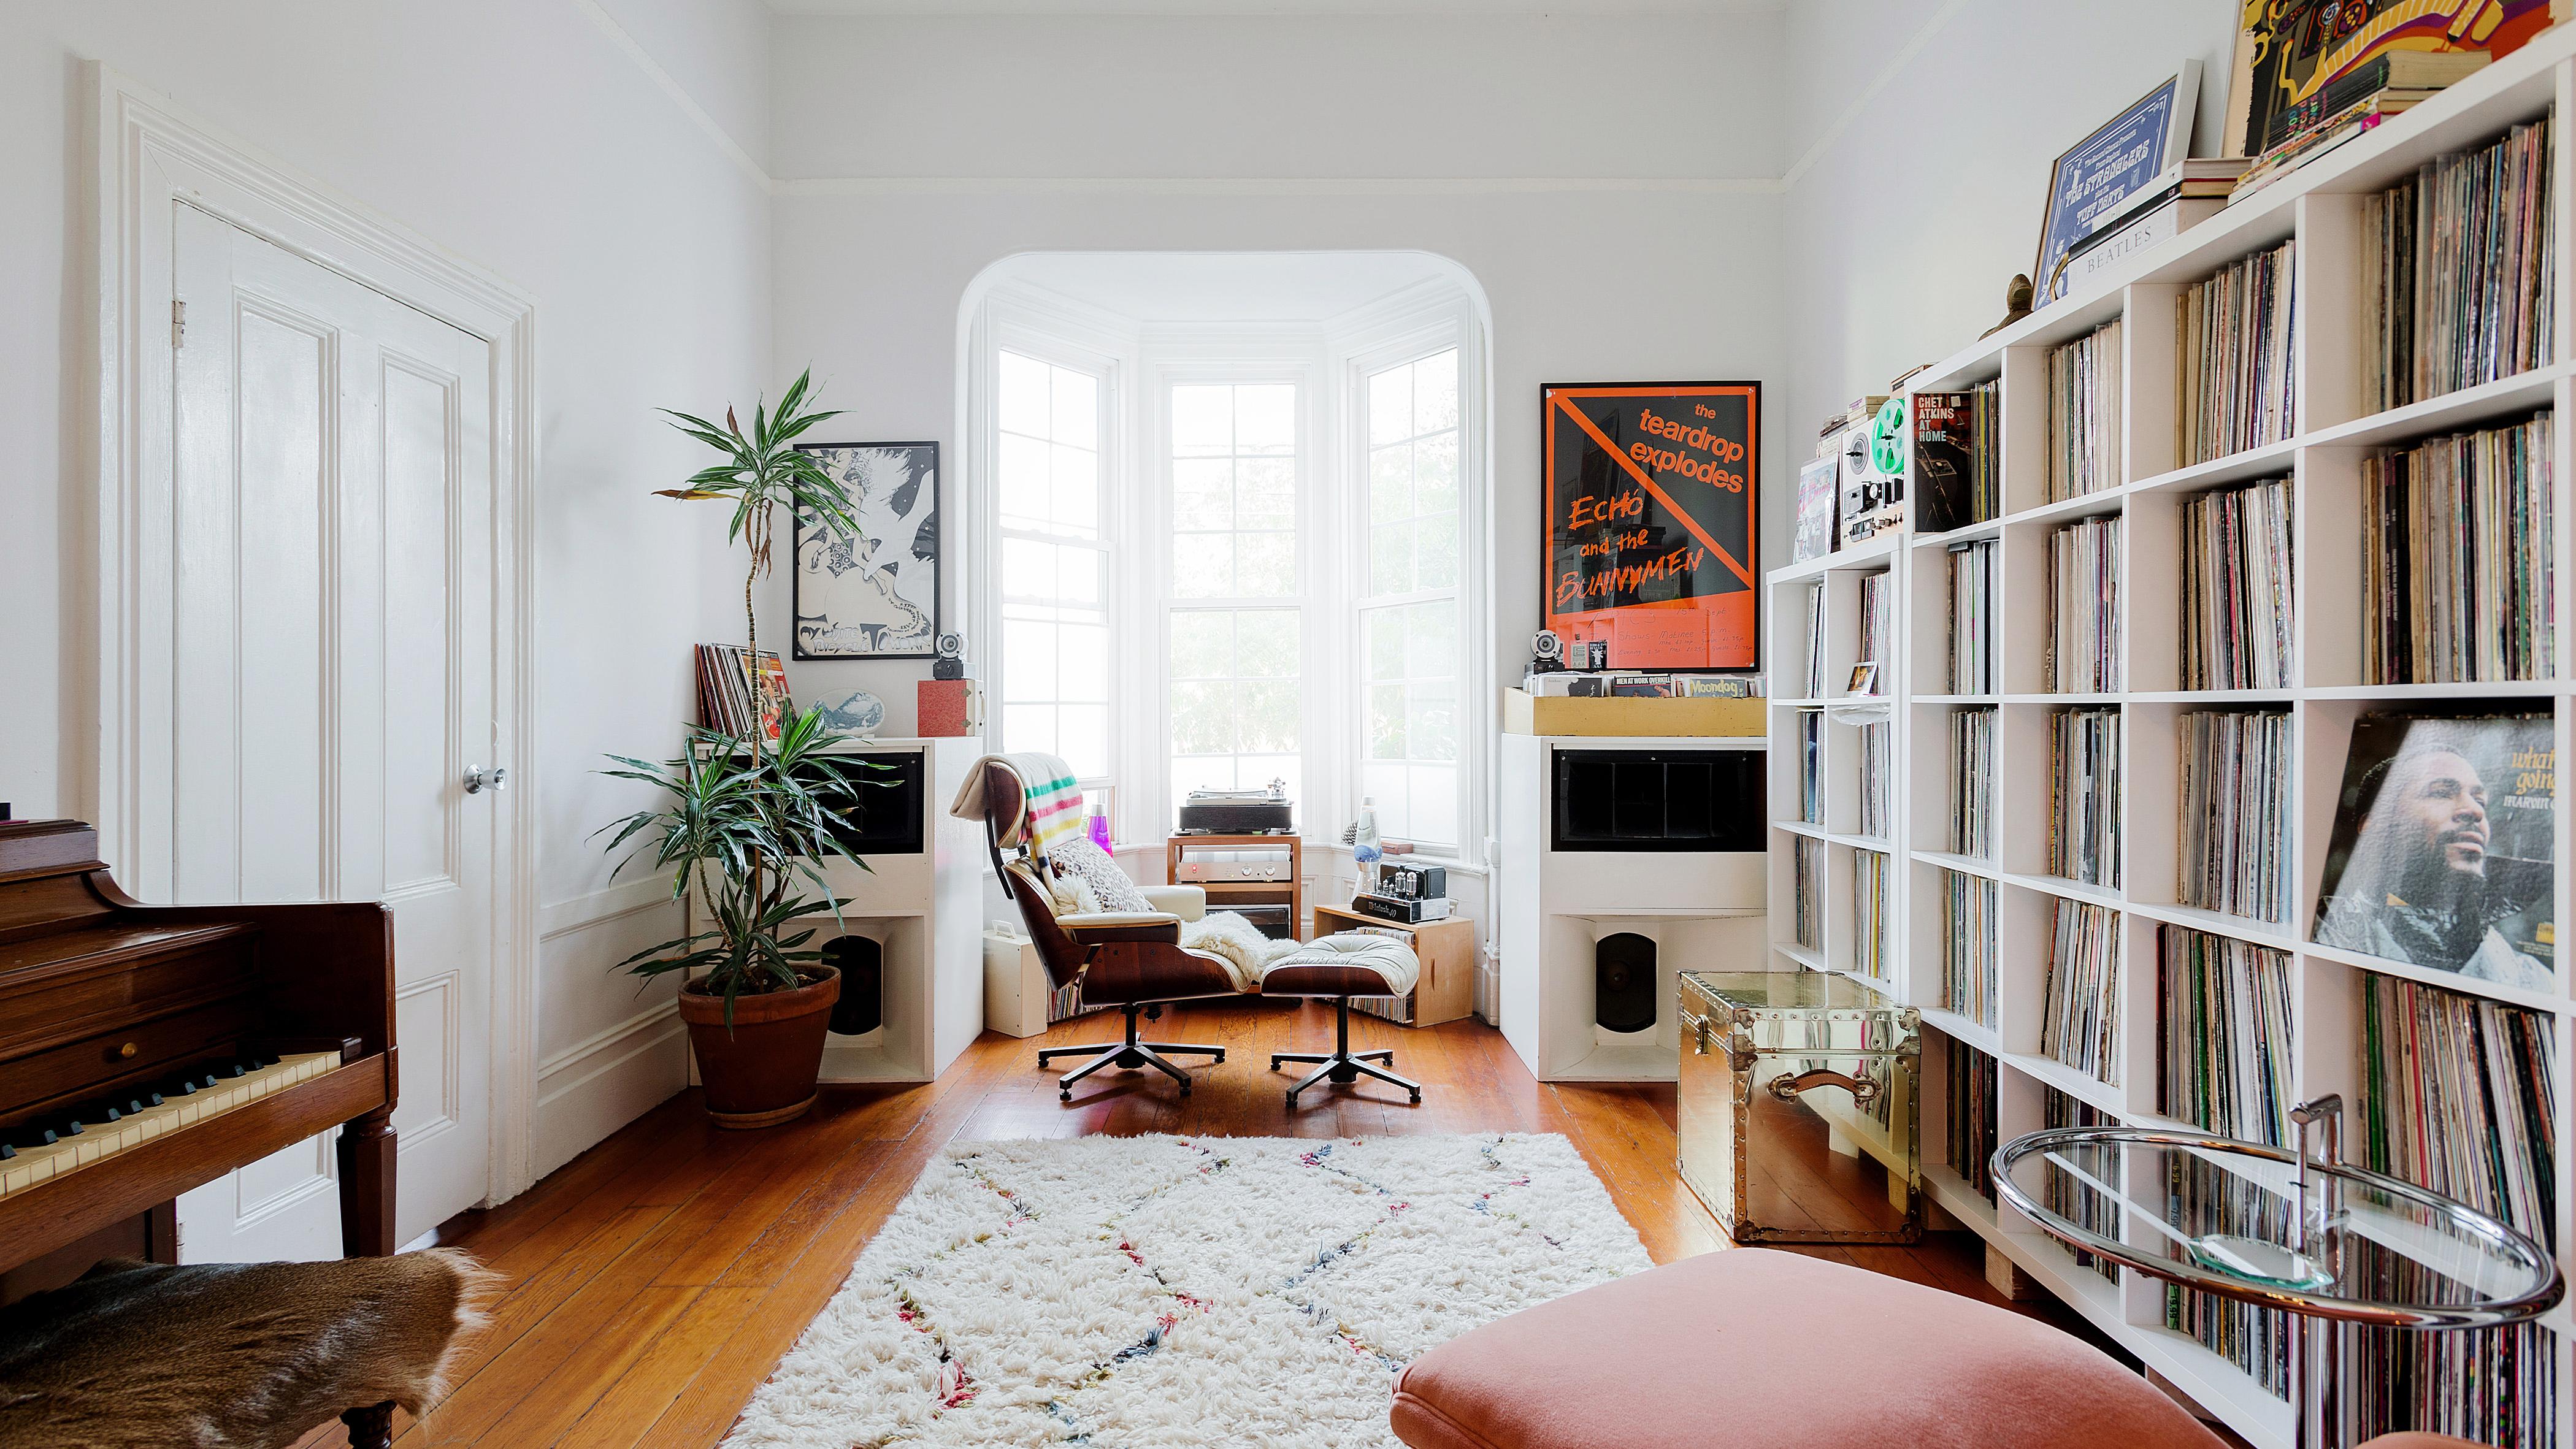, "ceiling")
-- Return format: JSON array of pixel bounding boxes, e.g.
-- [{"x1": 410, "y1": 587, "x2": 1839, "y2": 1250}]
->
[
  {"x1": 769, "y1": 1, "x2": 1780, "y2": 14},
  {"x1": 991, "y1": 251, "x2": 1467, "y2": 324}
]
